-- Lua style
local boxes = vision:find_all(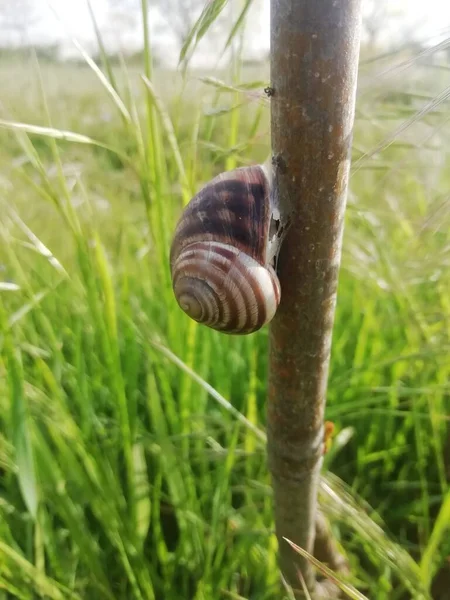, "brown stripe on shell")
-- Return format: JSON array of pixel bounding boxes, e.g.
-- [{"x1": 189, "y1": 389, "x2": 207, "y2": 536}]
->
[
  {"x1": 209, "y1": 245, "x2": 259, "y2": 331},
  {"x1": 243, "y1": 267, "x2": 267, "y2": 331},
  {"x1": 192, "y1": 241, "x2": 262, "y2": 333},
  {"x1": 233, "y1": 256, "x2": 278, "y2": 333},
  {"x1": 170, "y1": 165, "x2": 270, "y2": 271},
  {"x1": 221, "y1": 253, "x2": 263, "y2": 332},
  {"x1": 200, "y1": 249, "x2": 241, "y2": 329},
  {"x1": 172, "y1": 241, "x2": 279, "y2": 334},
  {"x1": 172, "y1": 248, "x2": 227, "y2": 328},
  {"x1": 172, "y1": 242, "x2": 241, "y2": 330},
  {"x1": 221, "y1": 258, "x2": 259, "y2": 333}
]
